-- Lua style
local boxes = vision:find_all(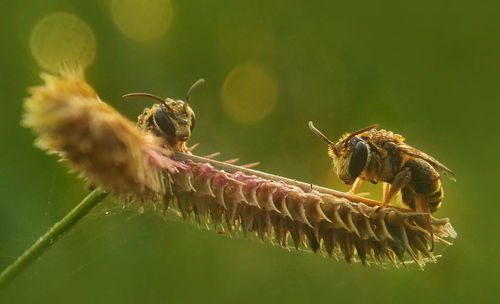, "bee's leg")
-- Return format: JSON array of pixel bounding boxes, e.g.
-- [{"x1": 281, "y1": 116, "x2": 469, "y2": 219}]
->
[
  {"x1": 382, "y1": 182, "x2": 390, "y2": 202},
  {"x1": 347, "y1": 177, "x2": 362, "y2": 195},
  {"x1": 415, "y1": 193, "x2": 434, "y2": 252},
  {"x1": 376, "y1": 167, "x2": 411, "y2": 210},
  {"x1": 415, "y1": 194, "x2": 434, "y2": 251},
  {"x1": 187, "y1": 143, "x2": 199, "y2": 152}
]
